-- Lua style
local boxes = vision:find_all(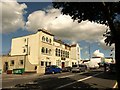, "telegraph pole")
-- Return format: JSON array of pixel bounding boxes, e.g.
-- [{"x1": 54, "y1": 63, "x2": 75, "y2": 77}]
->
[{"x1": 89, "y1": 43, "x2": 91, "y2": 60}]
